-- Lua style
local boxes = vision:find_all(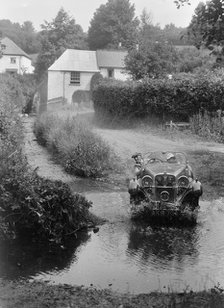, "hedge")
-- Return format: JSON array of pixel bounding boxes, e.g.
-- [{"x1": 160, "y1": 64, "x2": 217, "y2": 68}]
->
[
  {"x1": 0, "y1": 73, "x2": 95, "y2": 244},
  {"x1": 93, "y1": 73, "x2": 224, "y2": 121}
]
